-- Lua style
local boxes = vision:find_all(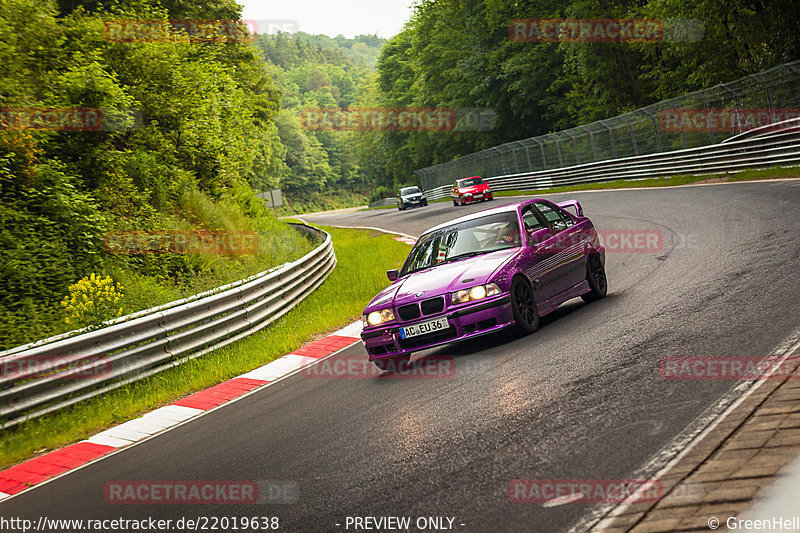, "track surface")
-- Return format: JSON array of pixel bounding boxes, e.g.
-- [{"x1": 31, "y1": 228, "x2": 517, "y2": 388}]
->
[{"x1": 3, "y1": 181, "x2": 800, "y2": 532}]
